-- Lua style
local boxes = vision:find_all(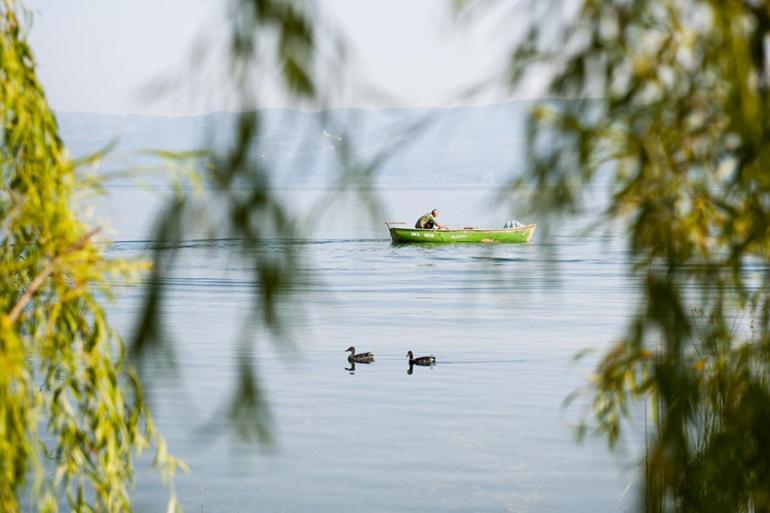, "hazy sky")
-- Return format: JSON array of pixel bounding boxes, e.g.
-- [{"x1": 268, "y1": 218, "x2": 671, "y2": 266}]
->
[{"x1": 25, "y1": 0, "x2": 519, "y2": 116}]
